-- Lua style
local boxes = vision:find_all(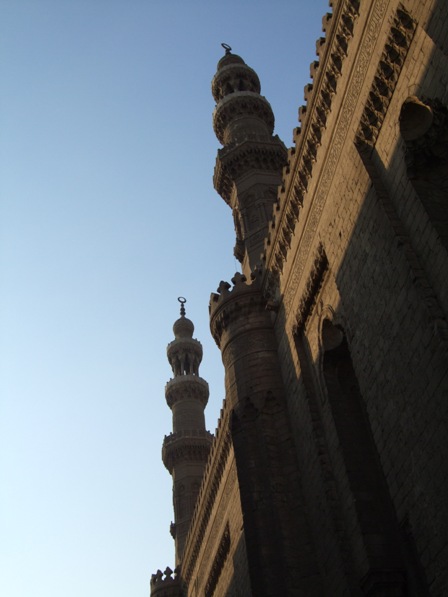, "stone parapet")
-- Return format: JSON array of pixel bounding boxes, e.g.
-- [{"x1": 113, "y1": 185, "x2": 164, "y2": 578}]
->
[
  {"x1": 209, "y1": 269, "x2": 267, "y2": 349},
  {"x1": 264, "y1": 0, "x2": 360, "y2": 280},
  {"x1": 150, "y1": 567, "x2": 182, "y2": 597}
]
